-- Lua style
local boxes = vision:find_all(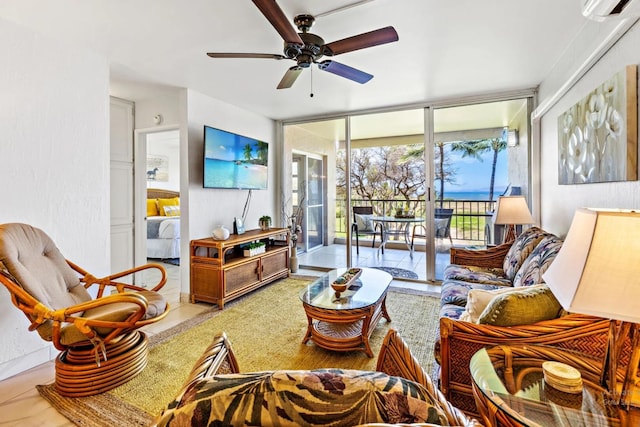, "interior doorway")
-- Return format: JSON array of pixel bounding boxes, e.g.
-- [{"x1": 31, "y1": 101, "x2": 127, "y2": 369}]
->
[{"x1": 134, "y1": 127, "x2": 181, "y2": 268}]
